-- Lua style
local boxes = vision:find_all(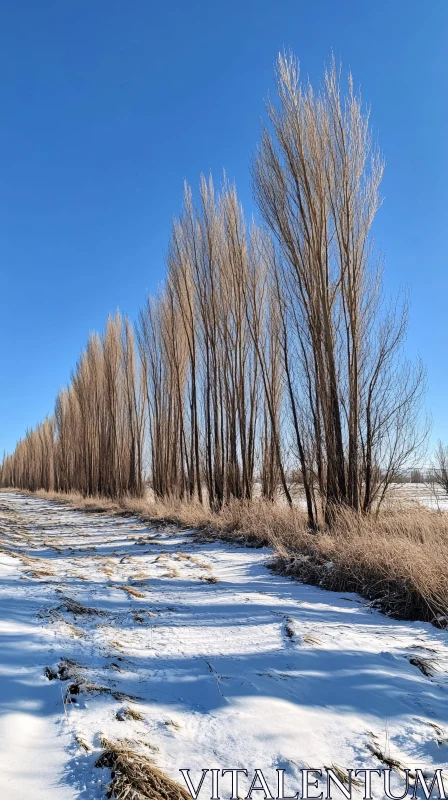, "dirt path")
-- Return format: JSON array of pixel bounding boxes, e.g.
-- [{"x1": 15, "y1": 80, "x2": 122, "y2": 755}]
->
[{"x1": 1, "y1": 492, "x2": 448, "y2": 799}]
